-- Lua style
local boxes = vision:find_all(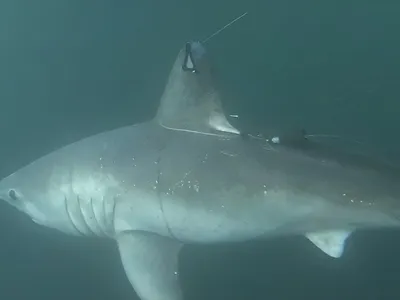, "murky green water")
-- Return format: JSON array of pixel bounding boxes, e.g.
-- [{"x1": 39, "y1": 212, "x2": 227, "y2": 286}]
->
[{"x1": 0, "y1": 1, "x2": 399, "y2": 299}]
